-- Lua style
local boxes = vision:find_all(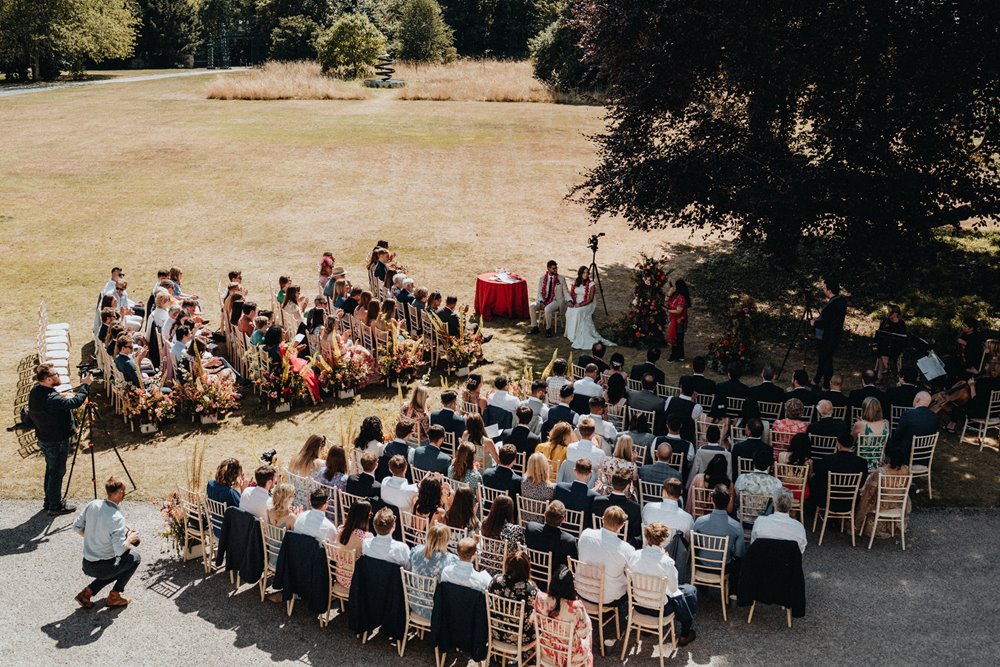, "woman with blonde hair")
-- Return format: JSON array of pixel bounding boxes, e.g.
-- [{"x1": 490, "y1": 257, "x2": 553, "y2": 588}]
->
[
  {"x1": 595, "y1": 434, "x2": 639, "y2": 498},
  {"x1": 521, "y1": 452, "x2": 554, "y2": 502},
  {"x1": 266, "y1": 483, "x2": 300, "y2": 531},
  {"x1": 448, "y1": 443, "x2": 483, "y2": 492},
  {"x1": 401, "y1": 384, "x2": 431, "y2": 441},
  {"x1": 407, "y1": 524, "x2": 457, "y2": 616},
  {"x1": 536, "y1": 422, "x2": 573, "y2": 470},
  {"x1": 852, "y1": 395, "x2": 889, "y2": 440}
]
